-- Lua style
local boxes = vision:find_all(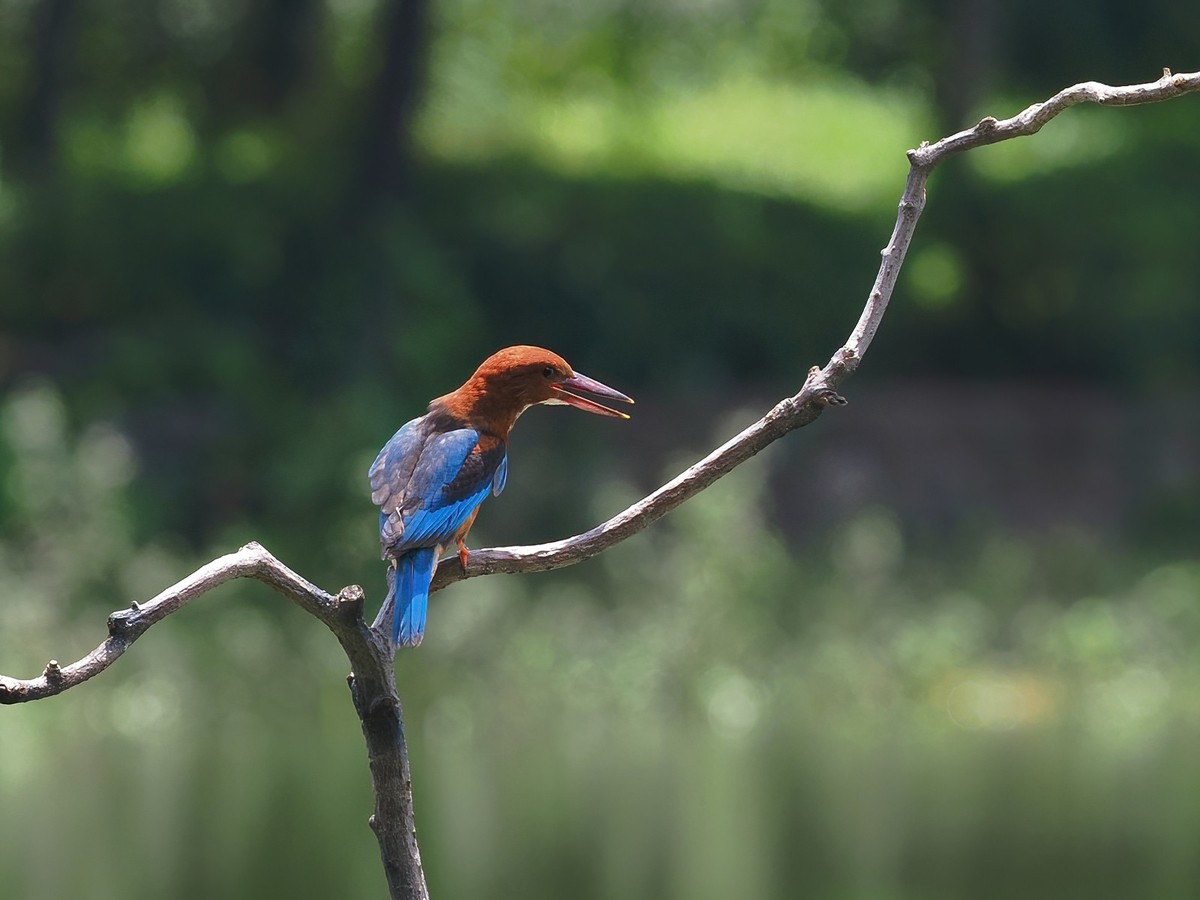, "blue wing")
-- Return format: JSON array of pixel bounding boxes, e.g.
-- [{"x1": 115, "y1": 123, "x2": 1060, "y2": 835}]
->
[
  {"x1": 368, "y1": 416, "x2": 428, "y2": 515},
  {"x1": 372, "y1": 424, "x2": 506, "y2": 556}
]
